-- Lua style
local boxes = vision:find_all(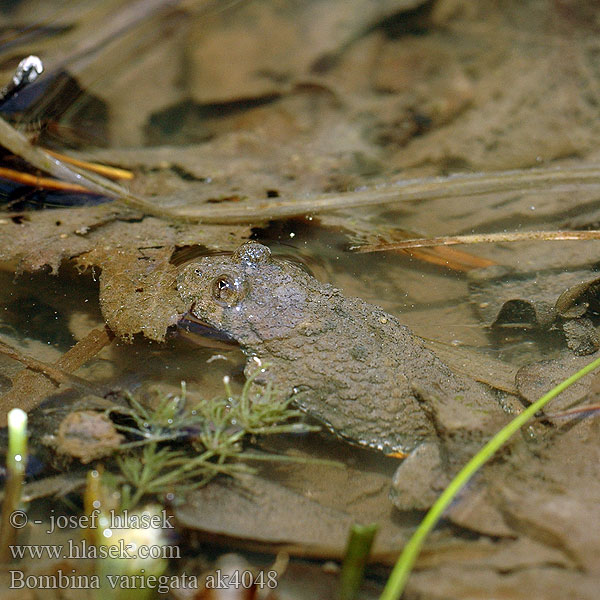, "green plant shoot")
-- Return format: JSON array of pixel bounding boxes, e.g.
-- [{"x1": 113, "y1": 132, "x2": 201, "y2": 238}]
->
[{"x1": 0, "y1": 408, "x2": 28, "y2": 562}]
